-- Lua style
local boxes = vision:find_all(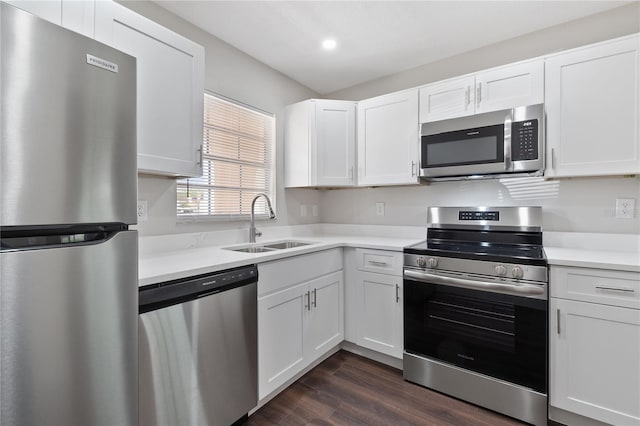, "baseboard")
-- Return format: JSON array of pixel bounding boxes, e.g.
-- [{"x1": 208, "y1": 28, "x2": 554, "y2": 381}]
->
[{"x1": 341, "y1": 341, "x2": 403, "y2": 370}]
